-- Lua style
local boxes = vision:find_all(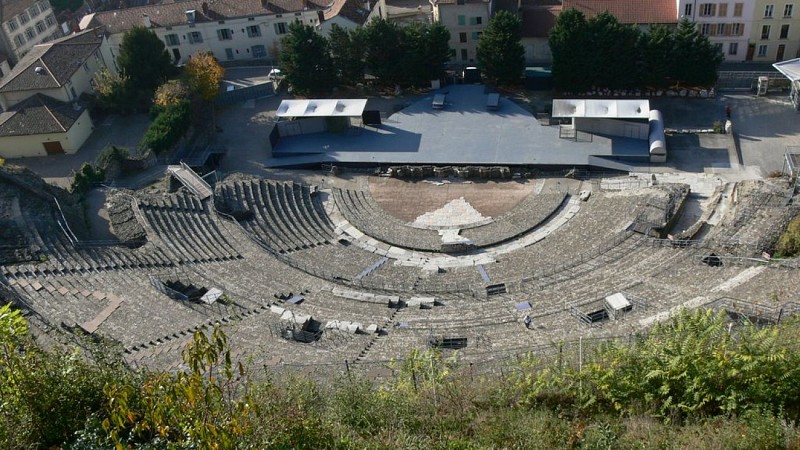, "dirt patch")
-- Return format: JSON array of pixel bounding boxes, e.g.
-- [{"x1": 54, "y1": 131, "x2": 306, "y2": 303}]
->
[{"x1": 367, "y1": 176, "x2": 535, "y2": 222}]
